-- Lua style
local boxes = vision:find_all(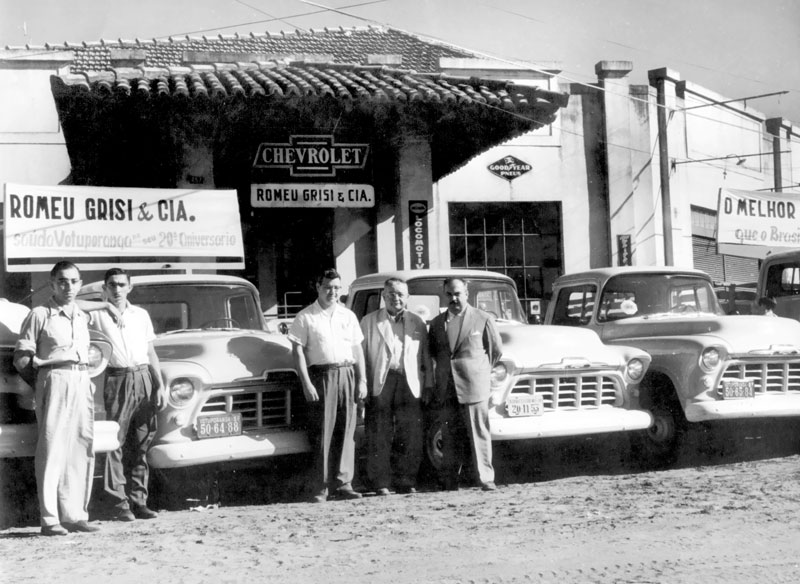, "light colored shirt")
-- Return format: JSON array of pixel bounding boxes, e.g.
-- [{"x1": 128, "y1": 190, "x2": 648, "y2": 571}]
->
[
  {"x1": 89, "y1": 303, "x2": 156, "y2": 367},
  {"x1": 16, "y1": 299, "x2": 90, "y2": 363},
  {"x1": 288, "y1": 300, "x2": 364, "y2": 366},
  {"x1": 387, "y1": 311, "x2": 405, "y2": 371}
]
